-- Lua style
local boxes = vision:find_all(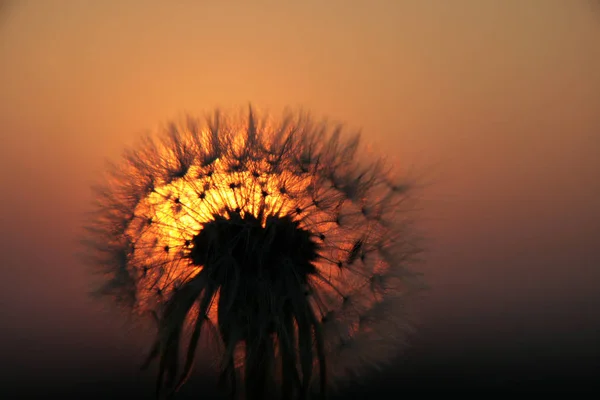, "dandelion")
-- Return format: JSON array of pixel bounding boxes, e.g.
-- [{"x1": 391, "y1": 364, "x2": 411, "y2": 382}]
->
[{"x1": 82, "y1": 106, "x2": 424, "y2": 400}]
